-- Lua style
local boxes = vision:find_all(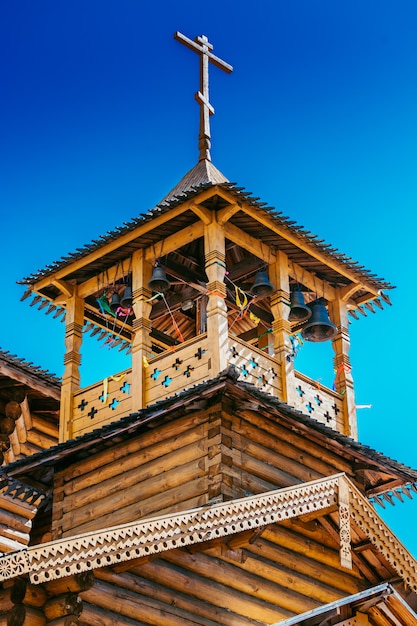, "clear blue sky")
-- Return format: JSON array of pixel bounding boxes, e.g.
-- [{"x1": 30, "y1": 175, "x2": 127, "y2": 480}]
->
[{"x1": 1, "y1": 1, "x2": 417, "y2": 556}]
